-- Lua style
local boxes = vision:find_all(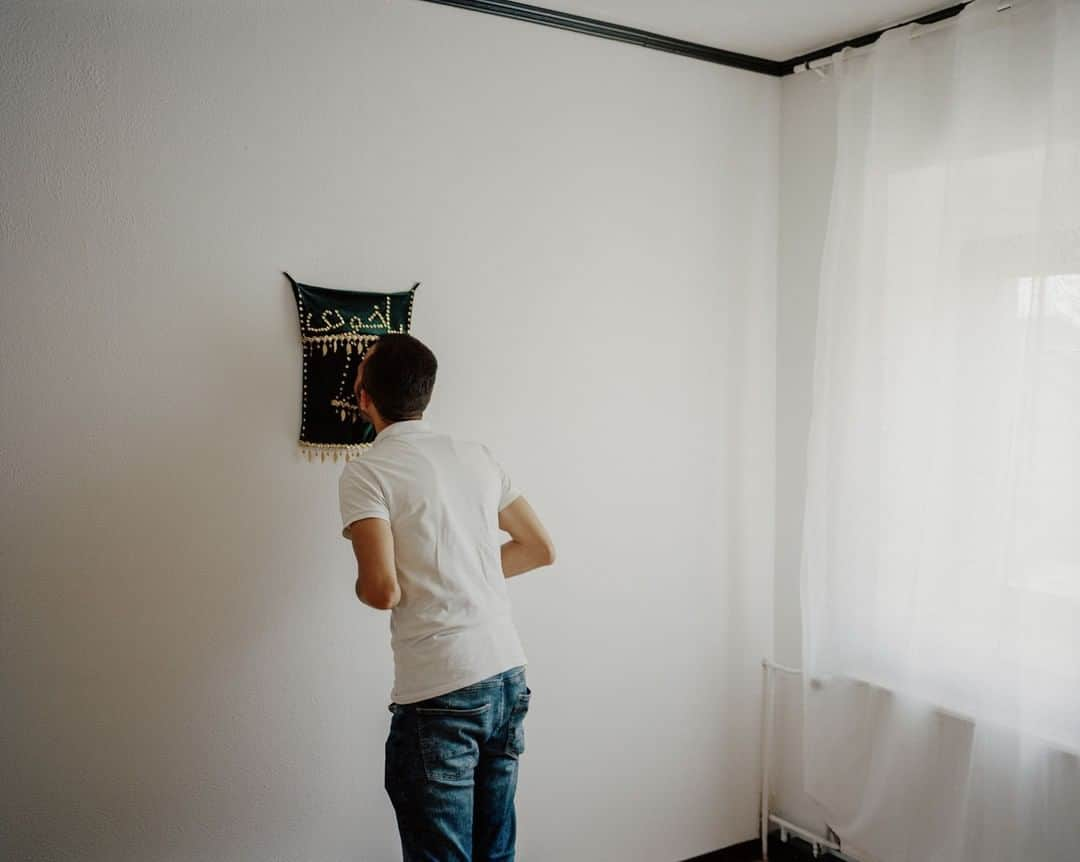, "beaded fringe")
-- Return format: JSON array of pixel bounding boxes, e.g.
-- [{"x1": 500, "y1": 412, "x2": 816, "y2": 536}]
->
[
  {"x1": 298, "y1": 441, "x2": 374, "y2": 463},
  {"x1": 301, "y1": 332, "x2": 382, "y2": 356}
]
